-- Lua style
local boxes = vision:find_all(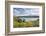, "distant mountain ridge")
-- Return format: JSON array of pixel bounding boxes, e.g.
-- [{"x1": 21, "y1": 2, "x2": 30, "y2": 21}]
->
[{"x1": 14, "y1": 16, "x2": 39, "y2": 18}]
